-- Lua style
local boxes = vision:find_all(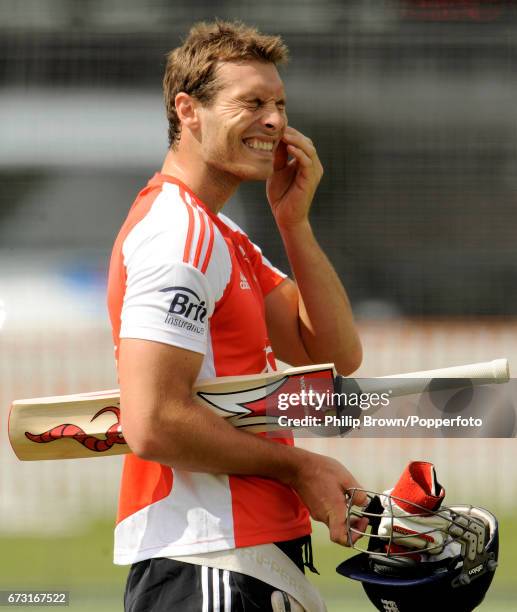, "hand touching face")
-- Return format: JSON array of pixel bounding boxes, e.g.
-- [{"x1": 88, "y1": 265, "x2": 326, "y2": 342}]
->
[{"x1": 267, "y1": 126, "x2": 324, "y2": 230}]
